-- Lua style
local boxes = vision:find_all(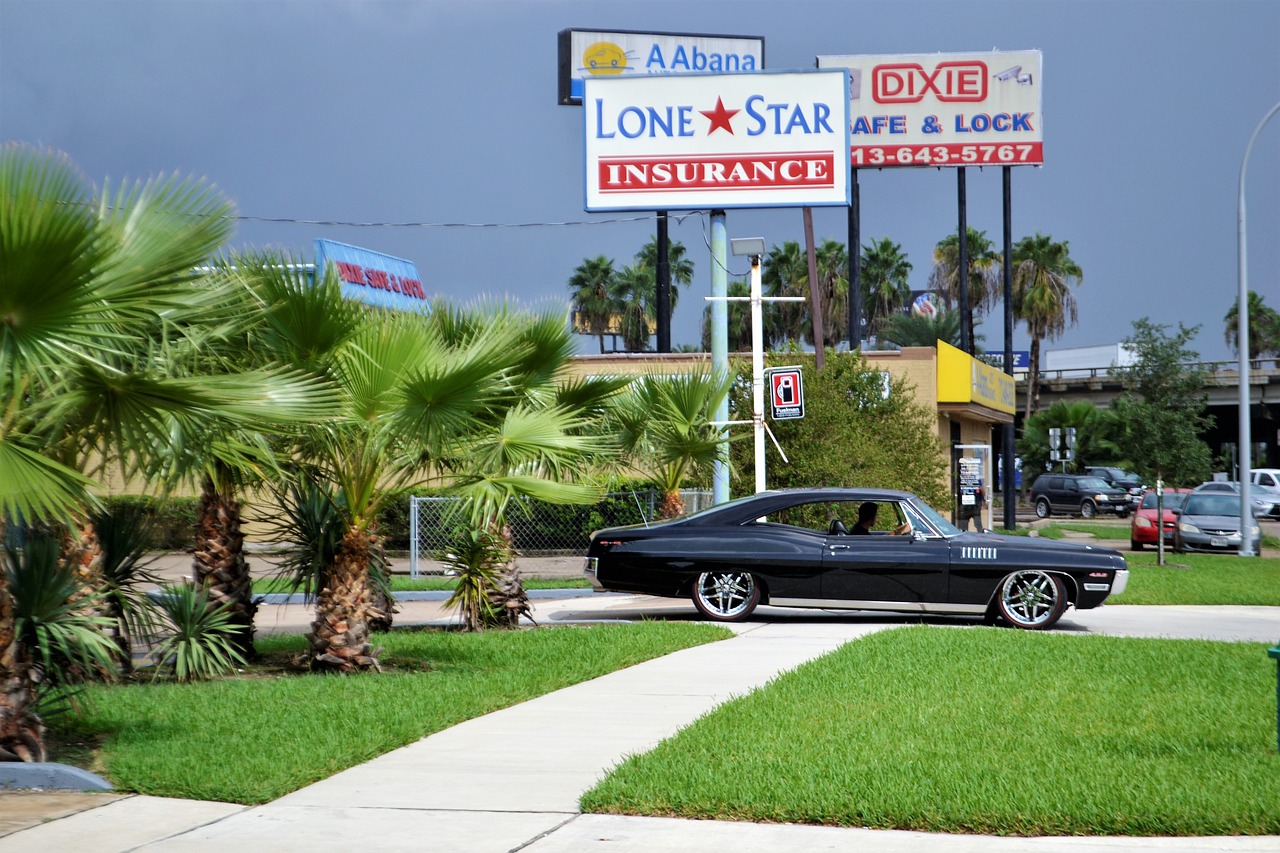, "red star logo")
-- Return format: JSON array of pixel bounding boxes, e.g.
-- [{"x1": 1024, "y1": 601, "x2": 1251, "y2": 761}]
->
[{"x1": 700, "y1": 97, "x2": 739, "y2": 135}]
